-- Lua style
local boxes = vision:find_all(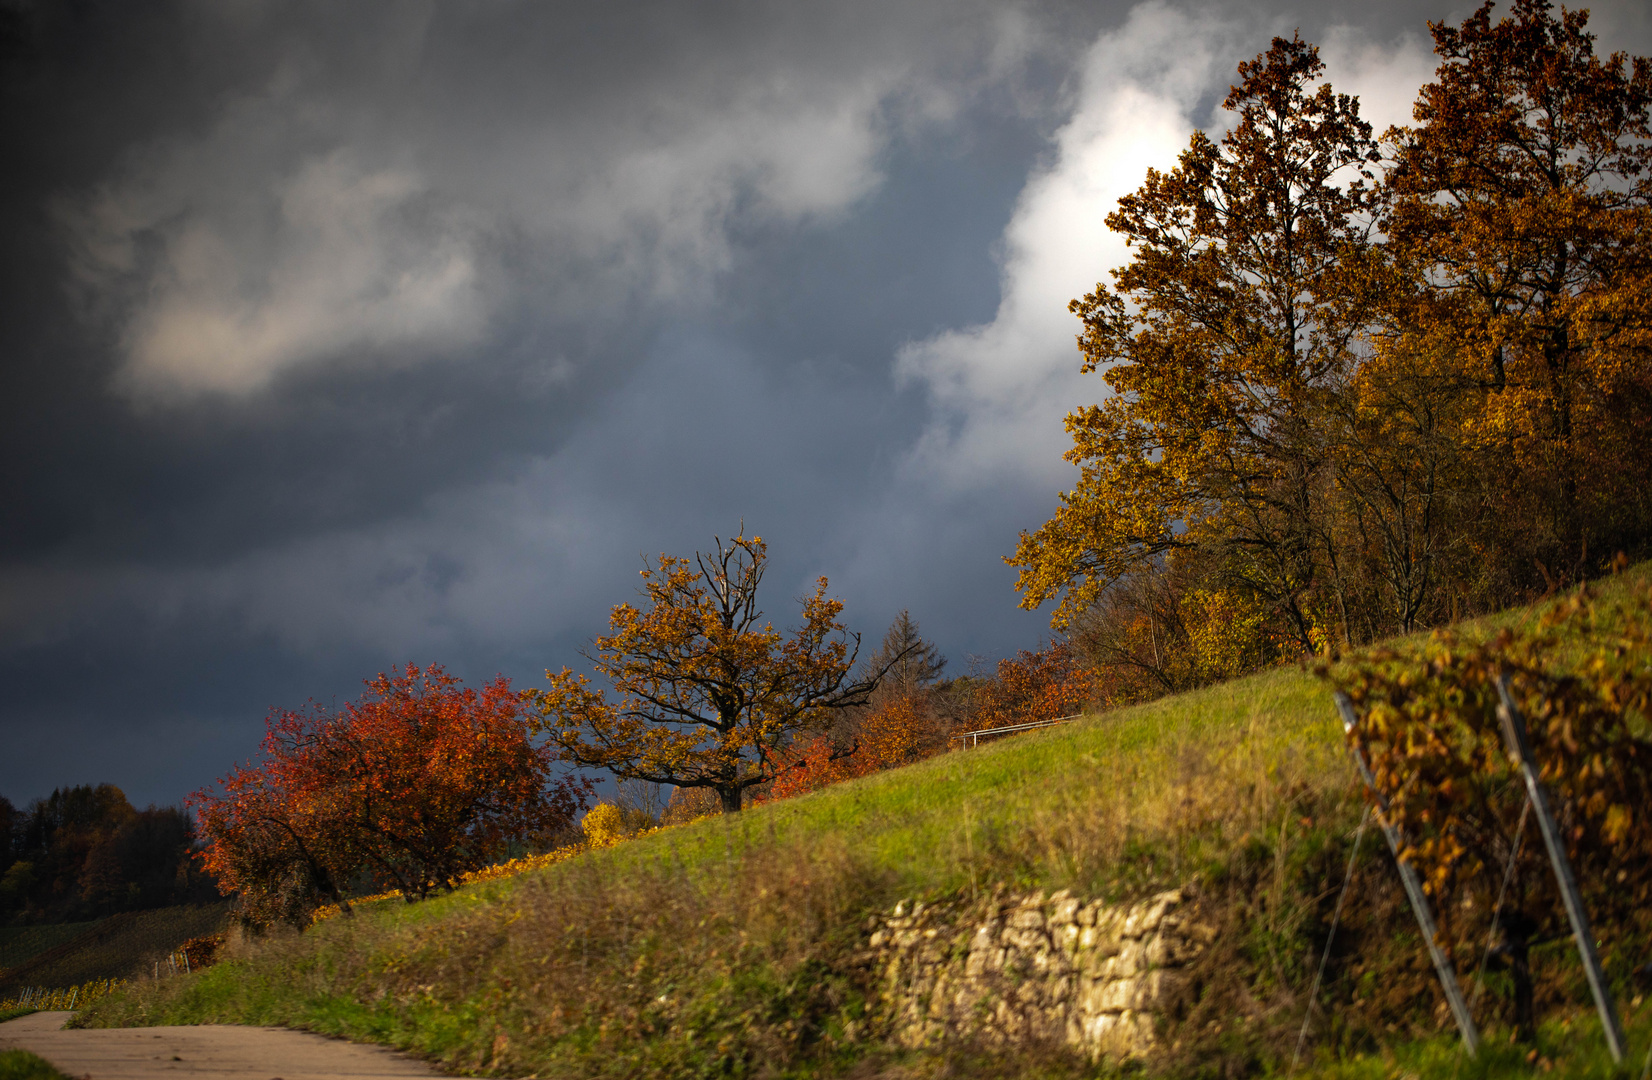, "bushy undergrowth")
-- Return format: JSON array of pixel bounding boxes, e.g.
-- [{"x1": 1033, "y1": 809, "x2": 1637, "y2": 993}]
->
[{"x1": 75, "y1": 568, "x2": 1652, "y2": 1079}]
